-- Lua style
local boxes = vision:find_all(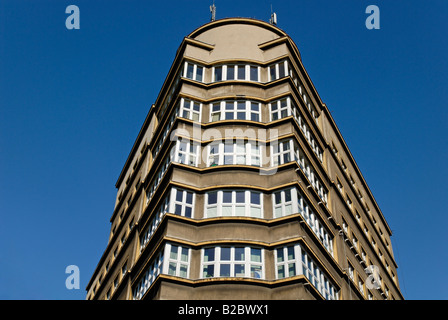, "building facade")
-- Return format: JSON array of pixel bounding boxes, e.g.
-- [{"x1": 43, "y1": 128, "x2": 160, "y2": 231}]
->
[{"x1": 86, "y1": 18, "x2": 403, "y2": 300}]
